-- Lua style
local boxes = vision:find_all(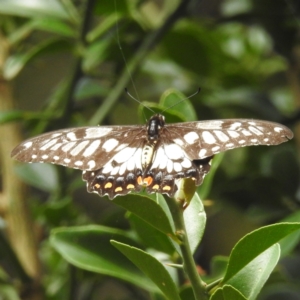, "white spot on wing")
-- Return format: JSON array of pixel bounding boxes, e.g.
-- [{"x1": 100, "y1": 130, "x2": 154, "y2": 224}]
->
[
  {"x1": 249, "y1": 126, "x2": 263, "y2": 135},
  {"x1": 32, "y1": 154, "x2": 37, "y2": 159},
  {"x1": 84, "y1": 127, "x2": 112, "y2": 138},
  {"x1": 113, "y1": 147, "x2": 136, "y2": 163},
  {"x1": 64, "y1": 158, "x2": 71, "y2": 163},
  {"x1": 229, "y1": 122, "x2": 241, "y2": 130},
  {"x1": 202, "y1": 131, "x2": 216, "y2": 144},
  {"x1": 181, "y1": 158, "x2": 192, "y2": 168},
  {"x1": 75, "y1": 161, "x2": 83, "y2": 166},
  {"x1": 53, "y1": 156, "x2": 59, "y2": 160},
  {"x1": 238, "y1": 140, "x2": 246, "y2": 144},
  {"x1": 212, "y1": 146, "x2": 220, "y2": 152},
  {"x1": 151, "y1": 148, "x2": 165, "y2": 169},
  {"x1": 23, "y1": 141, "x2": 33, "y2": 149},
  {"x1": 87, "y1": 160, "x2": 96, "y2": 169},
  {"x1": 126, "y1": 156, "x2": 135, "y2": 171},
  {"x1": 197, "y1": 120, "x2": 224, "y2": 129},
  {"x1": 174, "y1": 162, "x2": 182, "y2": 172},
  {"x1": 71, "y1": 141, "x2": 90, "y2": 156},
  {"x1": 40, "y1": 139, "x2": 58, "y2": 151},
  {"x1": 102, "y1": 163, "x2": 113, "y2": 174},
  {"x1": 42, "y1": 154, "x2": 48, "y2": 159},
  {"x1": 241, "y1": 129, "x2": 252, "y2": 136},
  {"x1": 225, "y1": 143, "x2": 234, "y2": 148},
  {"x1": 62, "y1": 142, "x2": 76, "y2": 152},
  {"x1": 214, "y1": 130, "x2": 229, "y2": 142},
  {"x1": 119, "y1": 162, "x2": 127, "y2": 175},
  {"x1": 274, "y1": 127, "x2": 283, "y2": 133},
  {"x1": 50, "y1": 143, "x2": 62, "y2": 151},
  {"x1": 67, "y1": 132, "x2": 77, "y2": 141},
  {"x1": 167, "y1": 160, "x2": 173, "y2": 173},
  {"x1": 227, "y1": 131, "x2": 240, "y2": 138},
  {"x1": 102, "y1": 138, "x2": 119, "y2": 152},
  {"x1": 83, "y1": 140, "x2": 101, "y2": 157},
  {"x1": 173, "y1": 138, "x2": 184, "y2": 146},
  {"x1": 164, "y1": 144, "x2": 185, "y2": 160},
  {"x1": 184, "y1": 132, "x2": 199, "y2": 144},
  {"x1": 199, "y1": 149, "x2": 207, "y2": 158},
  {"x1": 111, "y1": 166, "x2": 120, "y2": 176}
]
